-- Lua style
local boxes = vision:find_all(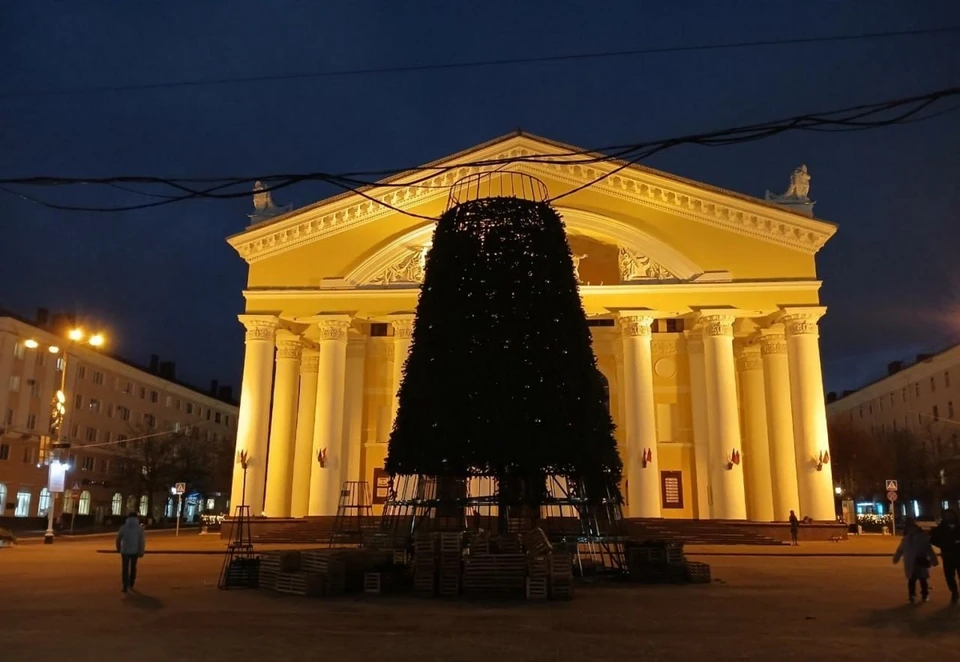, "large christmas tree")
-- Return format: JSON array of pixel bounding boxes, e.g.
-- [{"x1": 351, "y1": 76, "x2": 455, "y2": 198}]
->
[{"x1": 385, "y1": 195, "x2": 621, "y2": 504}]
